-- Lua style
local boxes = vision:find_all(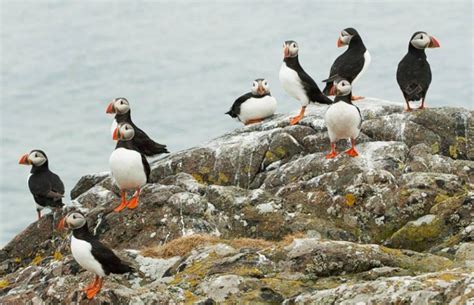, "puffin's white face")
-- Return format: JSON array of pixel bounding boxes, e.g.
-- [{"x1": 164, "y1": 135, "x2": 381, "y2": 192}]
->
[
  {"x1": 113, "y1": 98, "x2": 130, "y2": 114},
  {"x1": 113, "y1": 123, "x2": 135, "y2": 141},
  {"x1": 251, "y1": 79, "x2": 270, "y2": 96},
  {"x1": 29, "y1": 151, "x2": 47, "y2": 166},
  {"x1": 65, "y1": 212, "x2": 87, "y2": 229},
  {"x1": 338, "y1": 30, "x2": 353, "y2": 47},
  {"x1": 283, "y1": 41, "x2": 299, "y2": 58},
  {"x1": 106, "y1": 98, "x2": 130, "y2": 114},
  {"x1": 410, "y1": 32, "x2": 440, "y2": 49},
  {"x1": 335, "y1": 79, "x2": 352, "y2": 96}
]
